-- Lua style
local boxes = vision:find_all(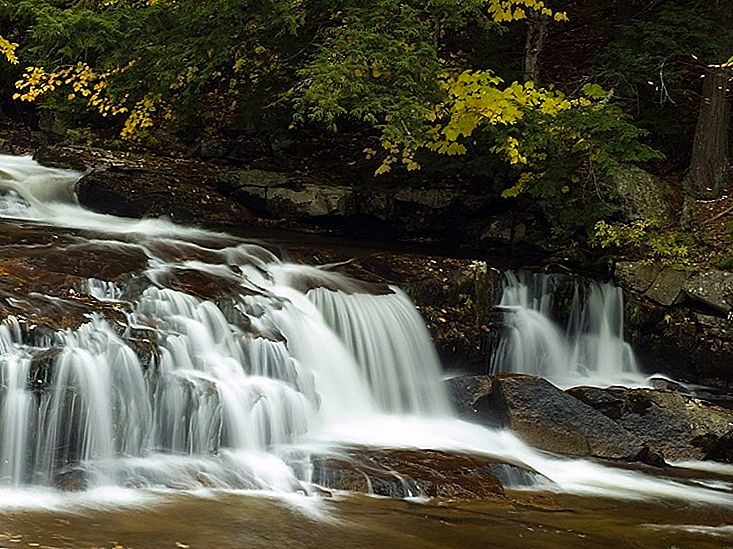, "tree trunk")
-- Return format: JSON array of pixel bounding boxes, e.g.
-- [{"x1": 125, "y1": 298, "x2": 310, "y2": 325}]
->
[
  {"x1": 523, "y1": 13, "x2": 549, "y2": 84},
  {"x1": 689, "y1": 68, "x2": 731, "y2": 194}
]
